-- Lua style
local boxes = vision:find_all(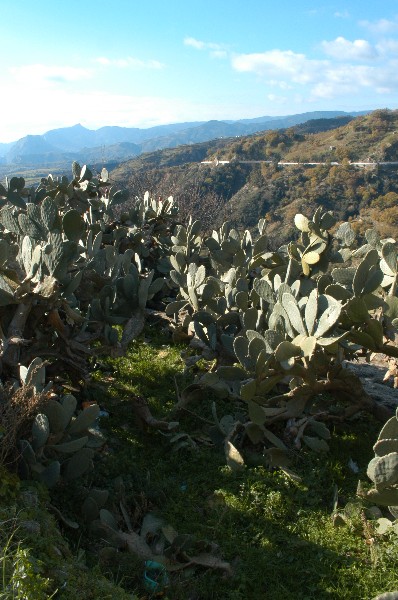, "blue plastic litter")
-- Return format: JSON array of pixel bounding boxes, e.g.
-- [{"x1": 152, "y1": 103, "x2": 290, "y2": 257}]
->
[{"x1": 143, "y1": 560, "x2": 169, "y2": 592}]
